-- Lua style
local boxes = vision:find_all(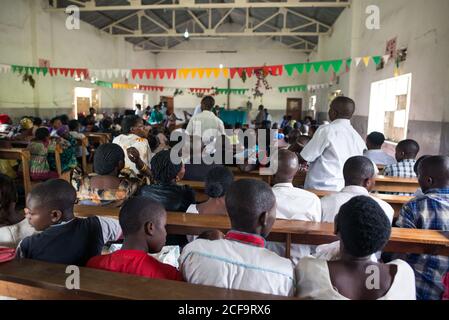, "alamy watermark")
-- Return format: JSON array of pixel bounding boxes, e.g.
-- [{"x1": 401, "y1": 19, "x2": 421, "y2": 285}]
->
[{"x1": 65, "y1": 5, "x2": 80, "y2": 30}]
